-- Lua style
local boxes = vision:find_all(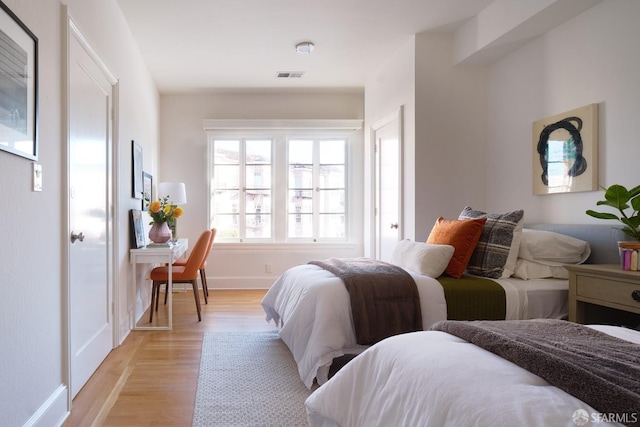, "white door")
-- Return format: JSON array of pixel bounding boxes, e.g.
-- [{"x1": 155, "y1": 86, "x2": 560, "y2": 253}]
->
[
  {"x1": 68, "y1": 20, "x2": 115, "y2": 398},
  {"x1": 373, "y1": 108, "x2": 403, "y2": 261}
]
